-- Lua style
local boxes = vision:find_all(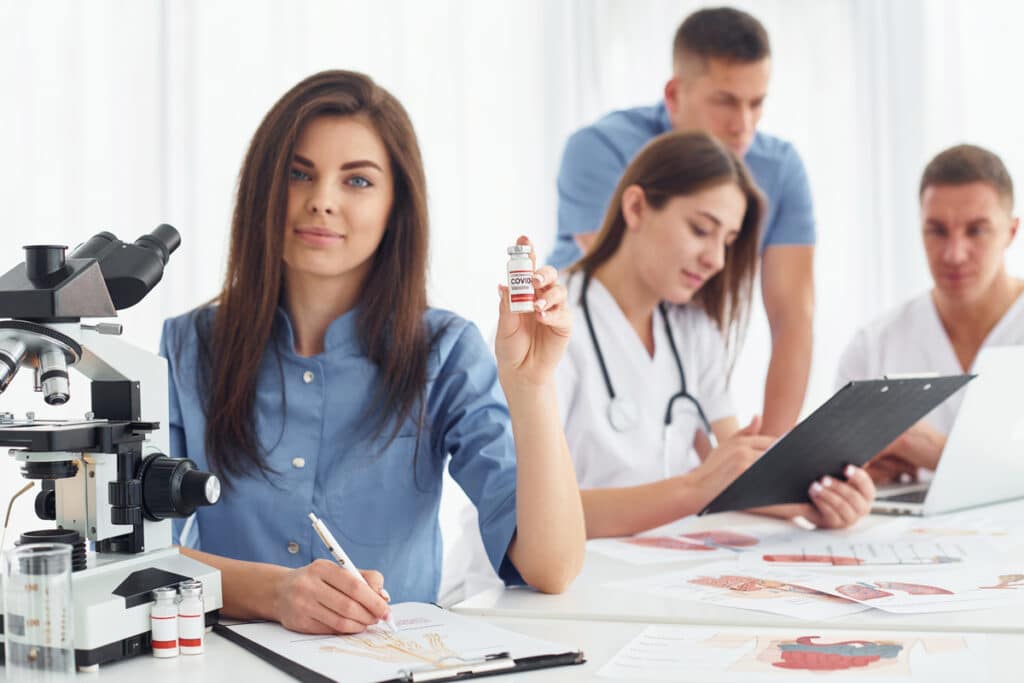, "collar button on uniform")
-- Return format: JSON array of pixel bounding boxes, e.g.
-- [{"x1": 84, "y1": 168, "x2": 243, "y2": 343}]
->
[
  {"x1": 302, "y1": 370, "x2": 315, "y2": 384},
  {"x1": 292, "y1": 457, "x2": 305, "y2": 469},
  {"x1": 287, "y1": 541, "x2": 300, "y2": 554}
]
